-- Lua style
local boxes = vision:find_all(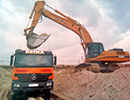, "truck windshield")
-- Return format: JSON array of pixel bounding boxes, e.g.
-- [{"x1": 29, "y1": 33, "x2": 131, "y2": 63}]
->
[{"x1": 14, "y1": 54, "x2": 53, "y2": 67}]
